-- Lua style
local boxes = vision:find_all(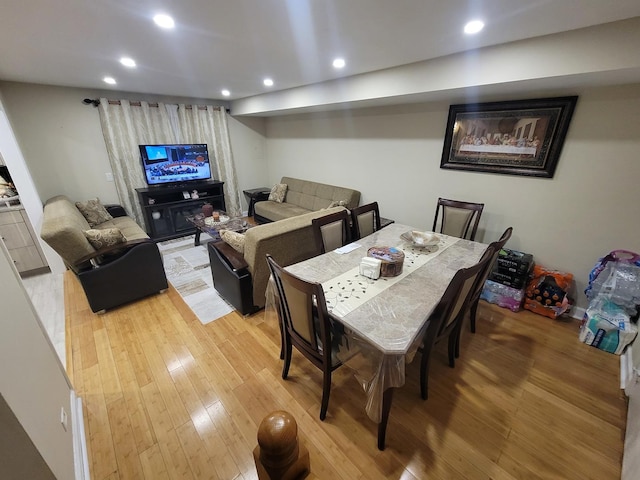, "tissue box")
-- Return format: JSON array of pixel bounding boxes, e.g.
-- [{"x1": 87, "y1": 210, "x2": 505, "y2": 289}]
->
[{"x1": 359, "y1": 257, "x2": 381, "y2": 280}]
